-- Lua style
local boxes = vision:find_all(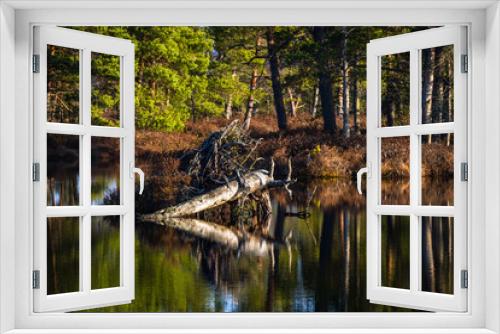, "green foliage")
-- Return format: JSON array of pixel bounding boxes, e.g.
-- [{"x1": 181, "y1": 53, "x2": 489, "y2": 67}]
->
[
  {"x1": 69, "y1": 26, "x2": 428, "y2": 132},
  {"x1": 78, "y1": 26, "x2": 216, "y2": 131},
  {"x1": 91, "y1": 52, "x2": 121, "y2": 126},
  {"x1": 208, "y1": 27, "x2": 265, "y2": 114},
  {"x1": 46, "y1": 45, "x2": 80, "y2": 123}
]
